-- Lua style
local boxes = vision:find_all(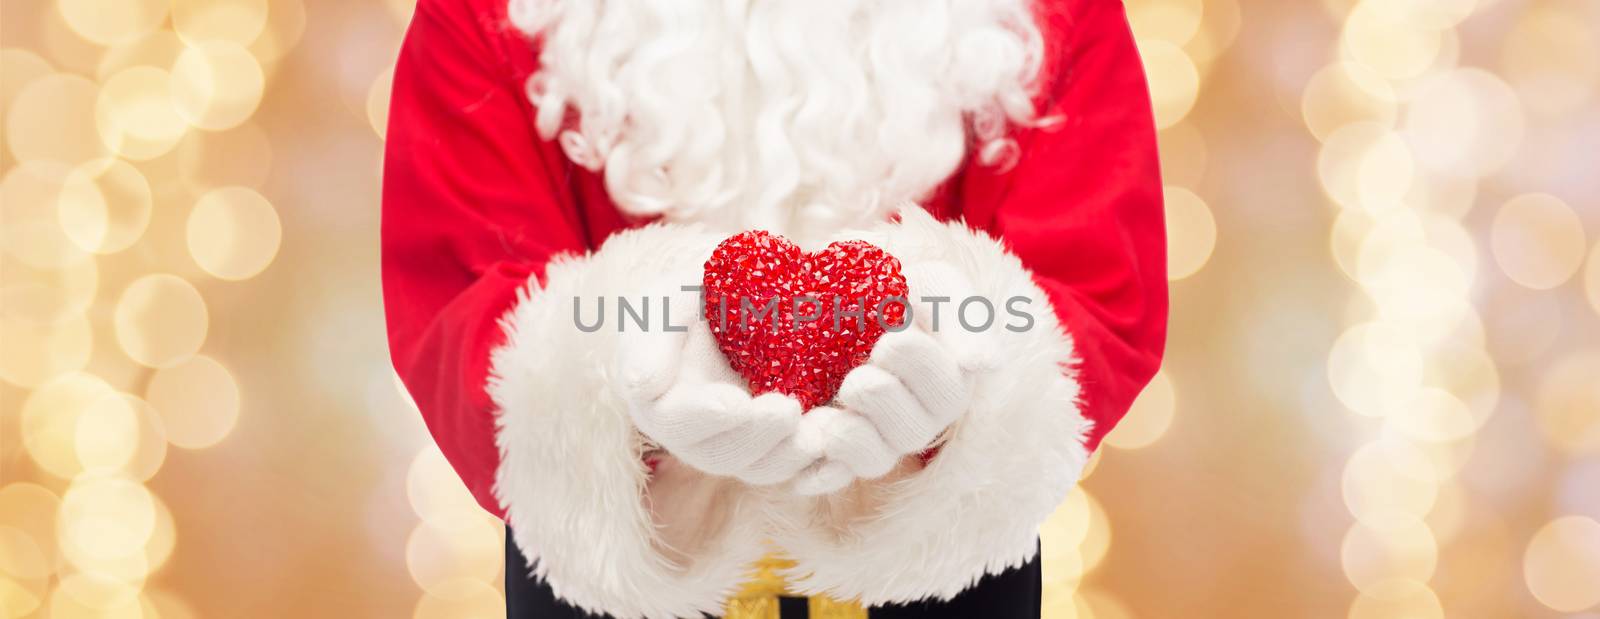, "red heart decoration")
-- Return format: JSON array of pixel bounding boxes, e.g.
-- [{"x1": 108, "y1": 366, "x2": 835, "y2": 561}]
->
[{"x1": 703, "y1": 231, "x2": 909, "y2": 409}]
